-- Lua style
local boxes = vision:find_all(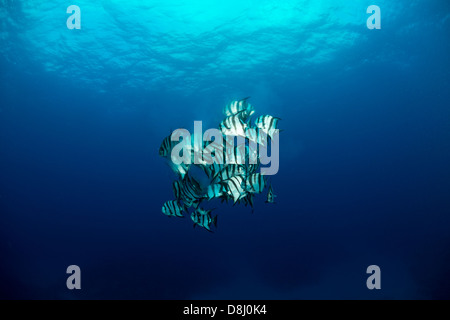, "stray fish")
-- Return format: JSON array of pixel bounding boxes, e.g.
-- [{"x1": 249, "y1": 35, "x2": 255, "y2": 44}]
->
[{"x1": 266, "y1": 185, "x2": 277, "y2": 204}]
